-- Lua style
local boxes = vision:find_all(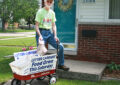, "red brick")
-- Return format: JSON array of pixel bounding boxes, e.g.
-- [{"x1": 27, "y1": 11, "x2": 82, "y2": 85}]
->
[{"x1": 67, "y1": 24, "x2": 120, "y2": 64}]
